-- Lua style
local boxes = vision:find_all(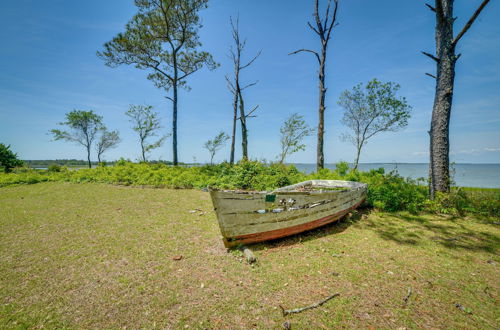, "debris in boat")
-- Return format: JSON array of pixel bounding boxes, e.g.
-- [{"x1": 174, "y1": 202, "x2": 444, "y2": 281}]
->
[
  {"x1": 172, "y1": 255, "x2": 183, "y2": 261},
  {"x1": 283, "y1": 320, "x2": 291, "y2": 330},
  {"x1": 455, "y1": 303, "x2": 472, "y2": 314},
  {"x1": 241, "y1": 246, "x2": 256, "y2": 264},
  {"x1": 403, "y1": 287, "x2": 412, "y2": 306},
  {"x1": 279, "y1": 293, "x2": 340, "y2": 316}
]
